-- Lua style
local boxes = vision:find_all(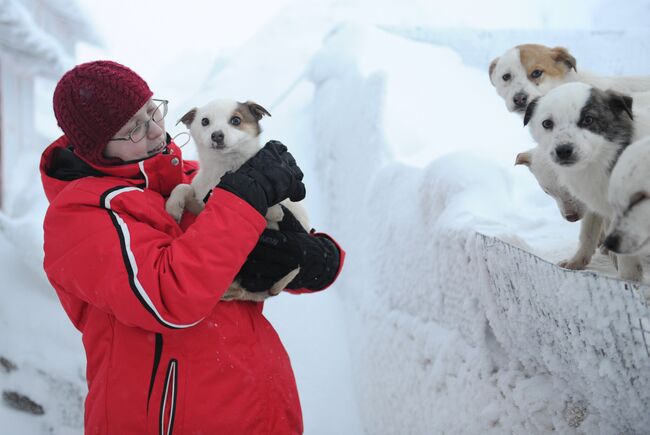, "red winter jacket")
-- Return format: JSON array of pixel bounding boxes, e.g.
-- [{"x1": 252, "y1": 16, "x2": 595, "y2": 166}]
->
[{"x1": 40, "y1": 136, "x2": 343, "y2": 435}]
